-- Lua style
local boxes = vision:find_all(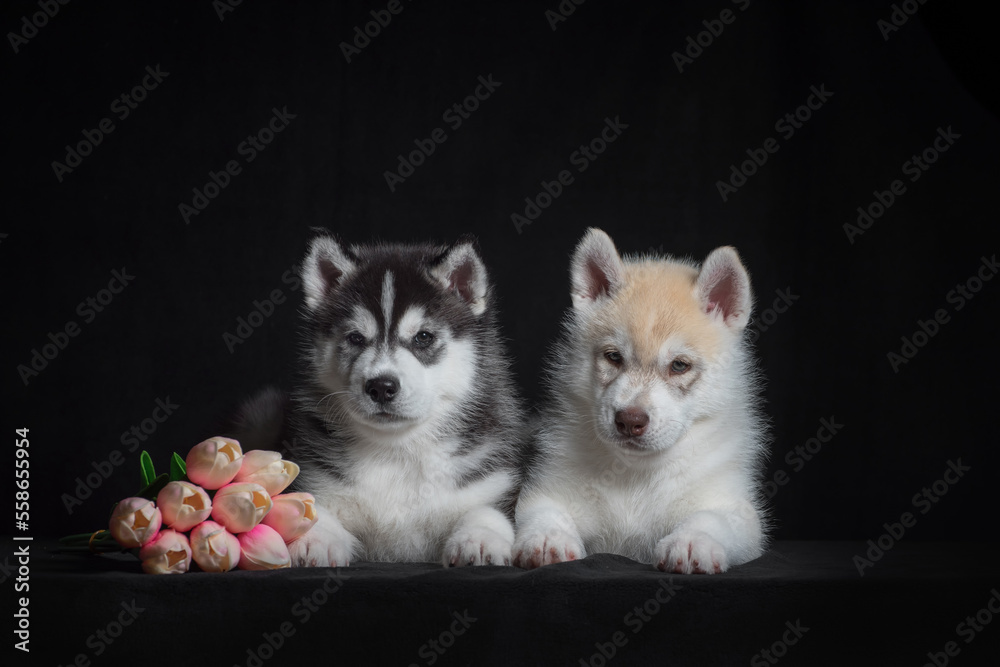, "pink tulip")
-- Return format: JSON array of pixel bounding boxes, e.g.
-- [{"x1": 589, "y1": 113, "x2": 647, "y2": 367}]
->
[
  {"x1": 108, "y1": 497, "x2": 162, "y2": 548},
  {"x1": 211, "y1": 482, "x2": 272, "y2": 533},
  {"x1": 186, "y1": 437, "x2": 244, "y2": 490},
  {"x1": 234, "y1": 450, "x2": 300, "y2": 496},
  {"x1": 237, "y1": 524, "x2": 291, "y2": 570},
  {"x1": 157, "y1": 481, "x2": 212, "y2": 532},
  {"x1": 190, "y1": 520, "x2": 241, "y2": 572},
  {"x1": 262, "y1": 492, "x2": 318, "y2": 543},
  {"x1": 139, "y1": 529, "x2": 192, "y2": 575}
]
